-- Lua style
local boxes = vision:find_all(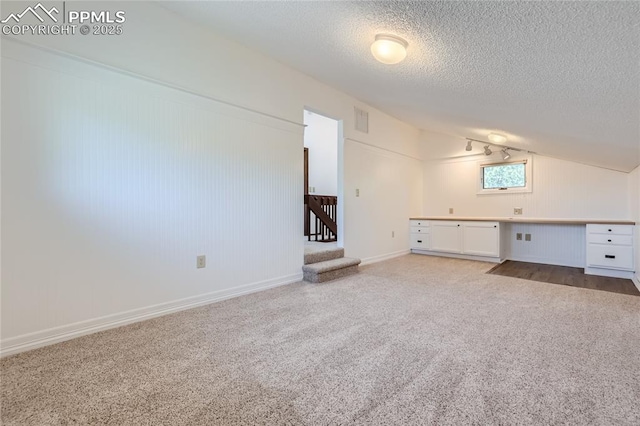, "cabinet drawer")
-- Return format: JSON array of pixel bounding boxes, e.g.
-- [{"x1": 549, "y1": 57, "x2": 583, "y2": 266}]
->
[
  {"x1": 587, "y1": 234, "x2": 633, "y2": 246},
  {"x1": 410, "y1": 234, "x2": 430, "y2": 250},
  {"x1": 587, "y1": 224, "x2": 633, "y2": 236},
  {"x1": 587, "y1": 244, "x2": 634, "y2": 270},
  {"x1": 410, "y1": 226, "x2": 430, "y2": 234},
  {"x1": 410, "y1": 220, "x2": 429, "y2": 227}
]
